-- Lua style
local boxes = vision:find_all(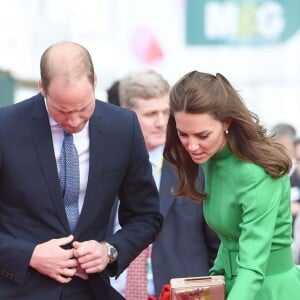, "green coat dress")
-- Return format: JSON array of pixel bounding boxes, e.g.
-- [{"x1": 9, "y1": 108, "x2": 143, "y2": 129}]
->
[{"x1": 203, "y1": 146, "x2": 300, "y2": 300}]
